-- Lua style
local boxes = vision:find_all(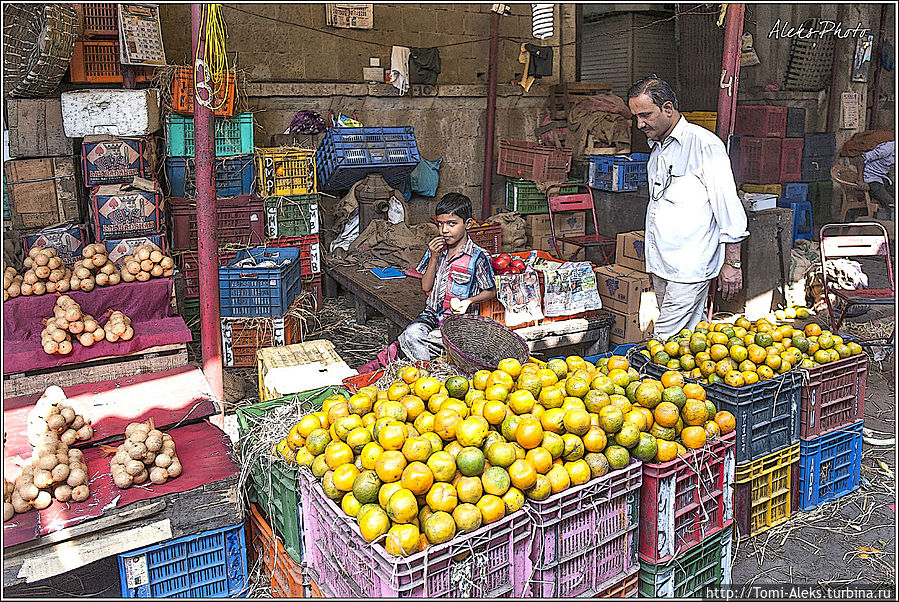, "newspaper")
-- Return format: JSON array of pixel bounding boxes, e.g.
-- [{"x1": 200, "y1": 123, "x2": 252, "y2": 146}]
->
[
  {"x1": 495, "y1": 268, "x2": 544, "y2": 327},
  {"x1": 538, "y1": 261, "x2": 603, "y2": 317}
]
